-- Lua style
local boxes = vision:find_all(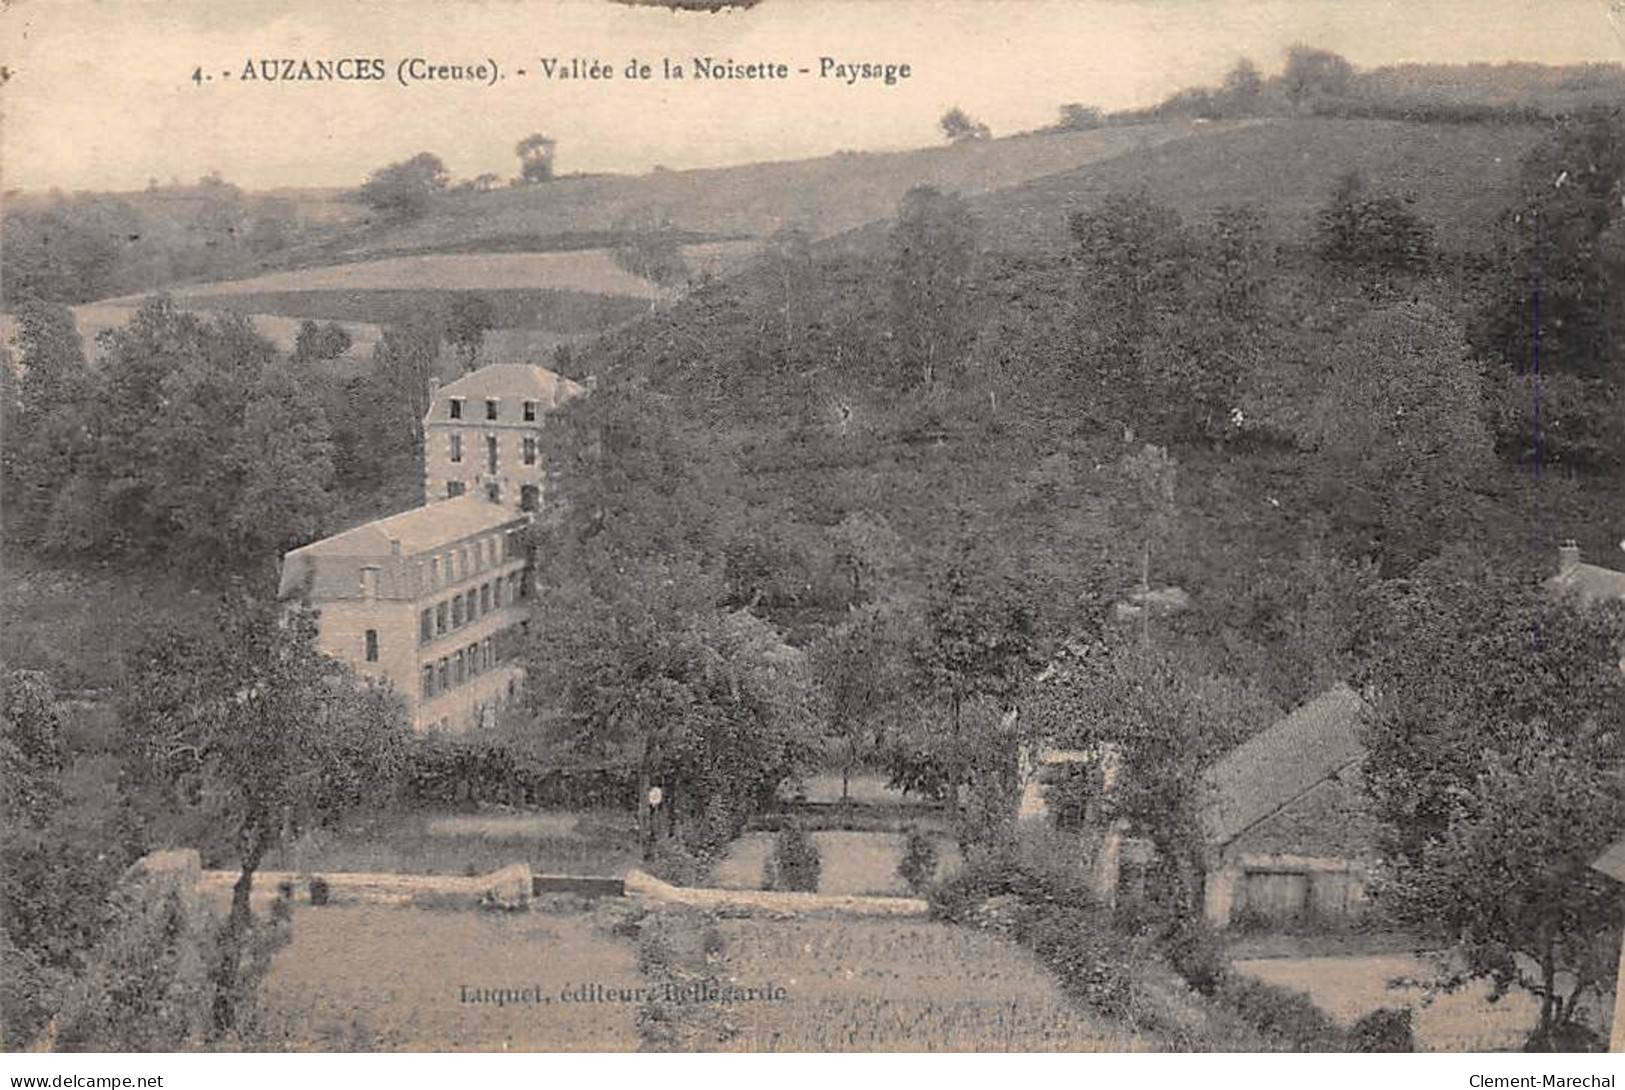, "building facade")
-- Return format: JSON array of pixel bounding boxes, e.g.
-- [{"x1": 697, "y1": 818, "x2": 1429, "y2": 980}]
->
[
  {"x1": 423, "y1": 363, "x2": 585, "y2": 512},
  {"x1": 278, "y1": 494, "x2": 533, "y2": 733}
]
